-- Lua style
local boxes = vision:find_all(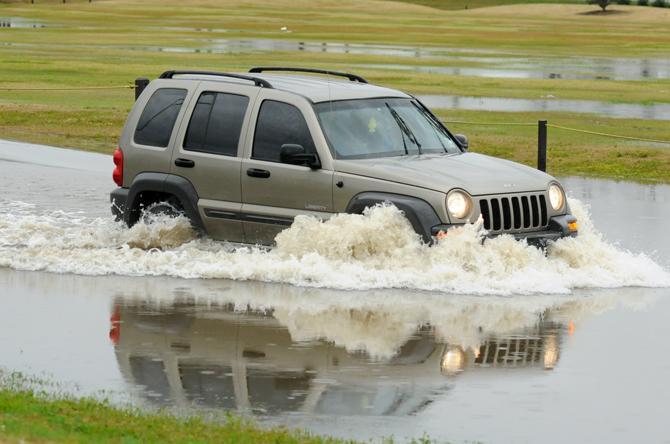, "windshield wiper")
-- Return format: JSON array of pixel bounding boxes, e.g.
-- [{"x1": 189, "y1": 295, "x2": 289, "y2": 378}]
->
[
  {"x1": 410, "y1": 100, "x2": 447, "y2": 152},
  {"x1": 385, "y1": 102, "x2": 422, "y2": 155},
  {"x1": 385, "y1": 103, "x2": 408, "y2": 155}
]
